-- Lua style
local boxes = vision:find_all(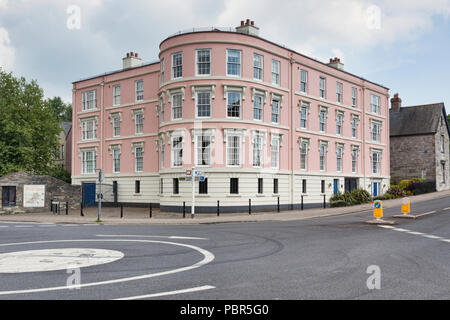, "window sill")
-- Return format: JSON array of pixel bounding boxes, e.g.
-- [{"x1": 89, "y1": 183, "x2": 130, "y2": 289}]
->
[
  {"x1": 272, "y1": 194, "x2": 280, "y2": 197},
  {"x1": 227, "y1": 194, "x2": 241, "y2": 197},
  {"x1": 256, "y1": 194, "x2": 265, "y2": 197},
  {"x1": 171, "y1": 195, "x2": 182, "y2": 197},
  {"x1": 196, "y1": 194, "x2": 210, "y2": 197},
  {"x1": 133, "y1": 193, "x2": 141, "y2": 196}
]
